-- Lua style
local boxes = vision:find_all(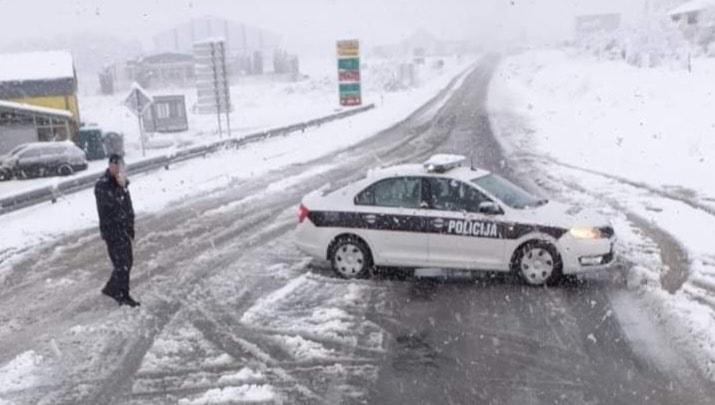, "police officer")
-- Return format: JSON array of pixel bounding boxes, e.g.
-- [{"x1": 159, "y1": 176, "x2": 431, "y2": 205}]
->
[{"x1": 95, "y1": 154, "x2": 140, "y2": 307}]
